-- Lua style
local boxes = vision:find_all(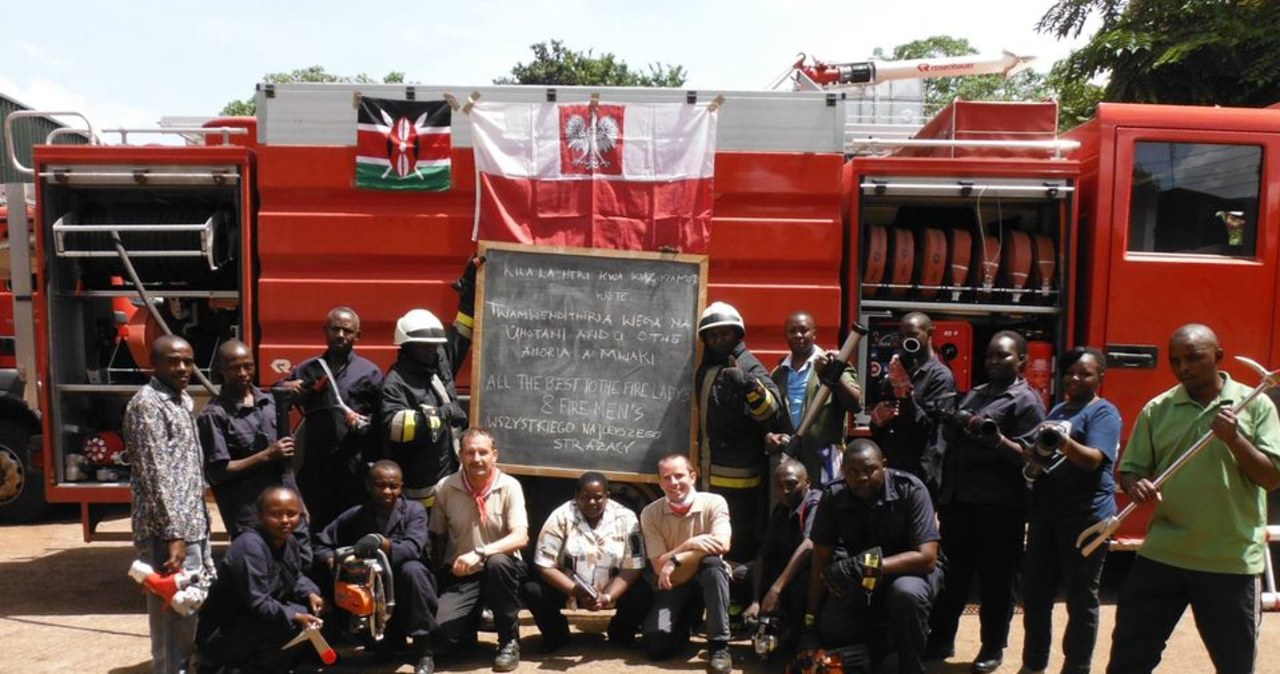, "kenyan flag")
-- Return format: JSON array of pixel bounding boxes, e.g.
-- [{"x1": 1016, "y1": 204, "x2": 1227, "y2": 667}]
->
[{"x1": 355, "y1": 97, "x2": 451, "y2": 191}]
